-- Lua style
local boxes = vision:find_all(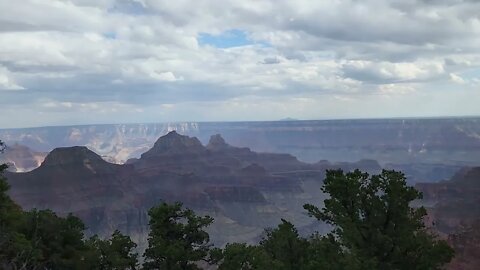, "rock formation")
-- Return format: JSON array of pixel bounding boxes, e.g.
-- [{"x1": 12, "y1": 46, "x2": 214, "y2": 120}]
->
[
  {"x1": 0, "y1": 143, "x2": 47, "y2": 172},
  {"x1": 4, "y1": 132, "x2": 403, "y2": 250}
]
